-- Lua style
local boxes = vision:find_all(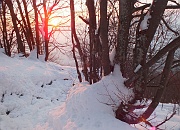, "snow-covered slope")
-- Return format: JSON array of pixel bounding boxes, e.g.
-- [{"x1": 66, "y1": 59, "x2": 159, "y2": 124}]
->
[
  {"x1": 0, "y1": 49, "x2": 76, "y2": 129},
  {"x1": 0, "y1": 49, "x2": 180, "y2": 130},
  {"x1": 46, "y1": 65, "x2": 135, "y2": 130},
  {"x1": 0, "y1": 49, "x2": 136, "y2": 130}
]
